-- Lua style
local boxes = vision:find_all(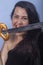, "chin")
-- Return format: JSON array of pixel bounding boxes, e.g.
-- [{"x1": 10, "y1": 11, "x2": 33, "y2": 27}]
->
[
  {"x1": 15, "y1": 33, "x2": 22, "y2": 36},
  {"x1": 15, "y1": 32, "x2": 25, "y2": 36}
]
